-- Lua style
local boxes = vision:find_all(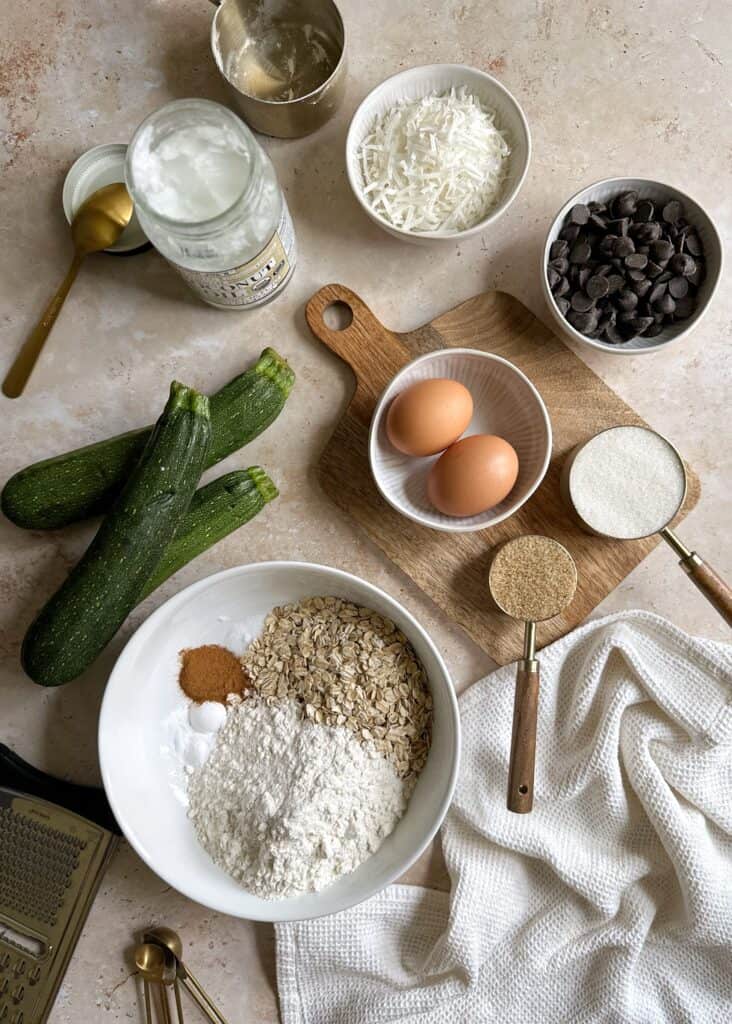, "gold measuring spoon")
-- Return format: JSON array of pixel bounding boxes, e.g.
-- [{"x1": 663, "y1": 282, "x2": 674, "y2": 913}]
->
[
  {"x1": 2, "y1": 182, "x2": 133, "y2": 399},
  {"x1": 135, "y1": 943, "x2": 178, "y2": 1024},
  {"x1": 144, "y1": 927, "x2": 229, "y2": 1024},
  {"x1": 561, "y1": 425, "x2": 732, "y2": 628},
  {"x1": 489, "y1": 536, "x2": 578, "y2": 814}
]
